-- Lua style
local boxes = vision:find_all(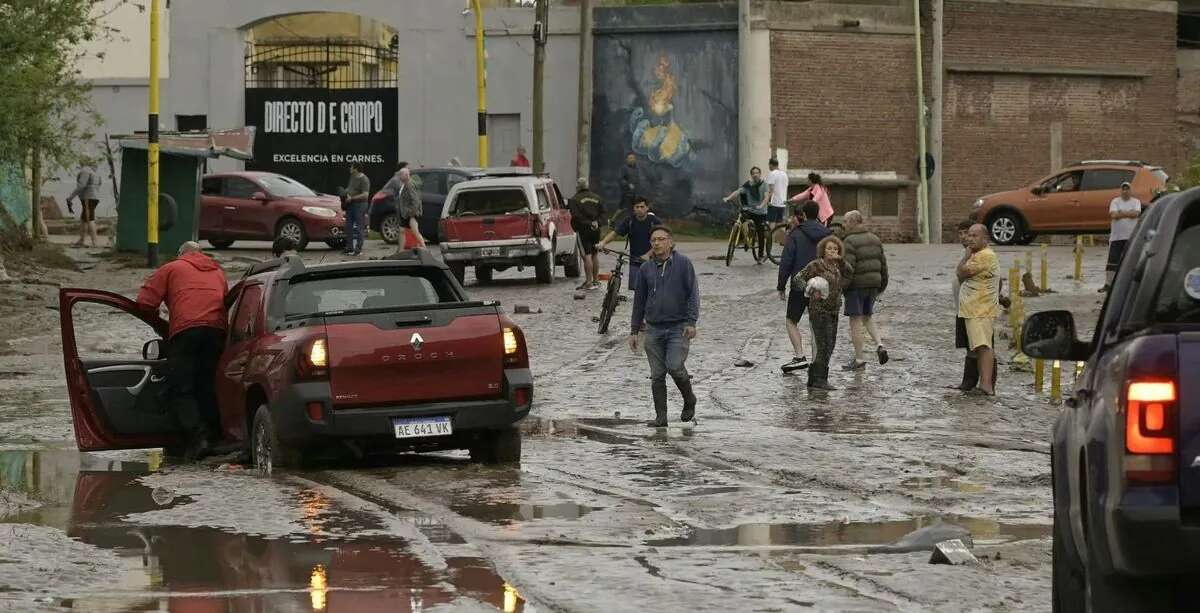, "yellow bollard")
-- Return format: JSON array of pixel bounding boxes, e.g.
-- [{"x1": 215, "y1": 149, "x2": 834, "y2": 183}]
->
[
  {"x1": 1050, "y1": 360, "x2": 1062, "y2": 404},
  {"x1": 1075, "y1": 361, "x2": 1085, "y2": 384},
  {"x1": 1074, "y1": 236, "x2": 1084, "y2": 281},
  {"x1": 1040, "y1": 244, "x2": 1049, "y2": 291},
  {"x1": 1035, "y1": 358, "x2": 1045, "y2": 393},
  {"x1": 1086, "y1": 235, "x2": 1095, "y2": 247},
  {"x1": 1008, "y1": 264, "x2": 1020, "y2": 330}
]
